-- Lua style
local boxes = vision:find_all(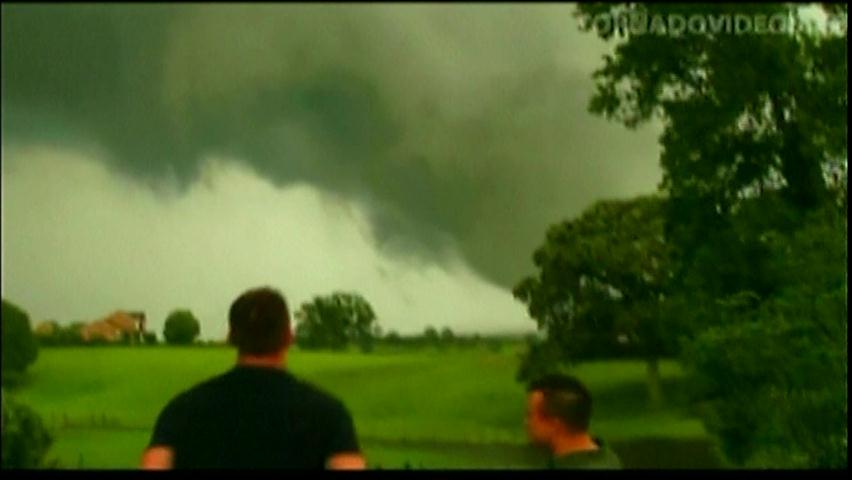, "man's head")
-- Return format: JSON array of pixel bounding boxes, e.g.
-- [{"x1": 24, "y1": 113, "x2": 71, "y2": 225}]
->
[
  {"x1": 228, "y1": 287, "x2": 292, "y2": 356},
  {"x1": 525, "y1": 374, "x2": 593, "y2": 446}
]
